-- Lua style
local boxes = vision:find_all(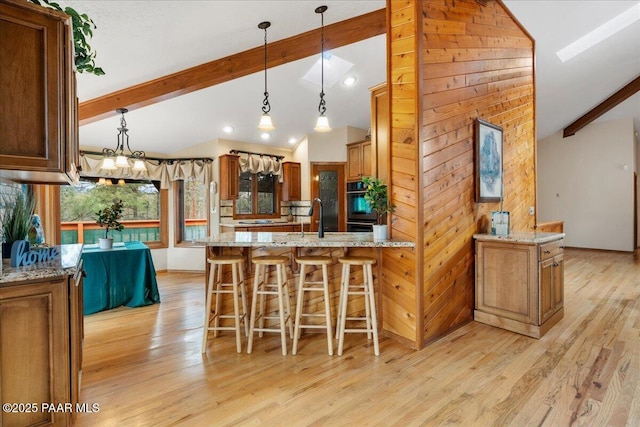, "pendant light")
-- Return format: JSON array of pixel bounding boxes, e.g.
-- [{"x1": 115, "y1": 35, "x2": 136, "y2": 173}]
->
[
  {"x1": 257, "y1": 21, "x2": 274, "y2": 131},
  {"x1": 101, "y1": 108, "x2": 147, "y2": 171},
  {"x1": 314, "y1": 5, "x2": 331, "y2": 132}
]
